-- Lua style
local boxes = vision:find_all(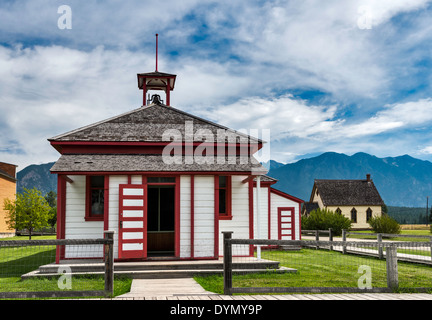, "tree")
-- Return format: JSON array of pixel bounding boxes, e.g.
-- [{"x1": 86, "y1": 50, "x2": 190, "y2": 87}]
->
[
  {"x1": 368, "y1": 215, "x2": 401, "y2": 235},
  {"x1": 301, "y1": 208, "x2": 352, "y2": 236},
  {"x1": 3, "y1": 187, "x2": 51, "y2": 240},
  {"x1": 45, "y1": 191, "x2": 57, "y2": 230}
]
